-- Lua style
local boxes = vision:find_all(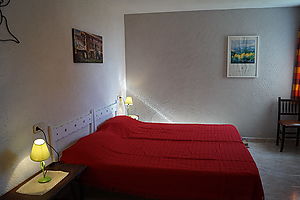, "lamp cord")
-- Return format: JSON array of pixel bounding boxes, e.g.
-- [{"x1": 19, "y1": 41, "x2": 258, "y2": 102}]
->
[{"x1": 36, "y1": 127, "x2": 60, "y2": 162}]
